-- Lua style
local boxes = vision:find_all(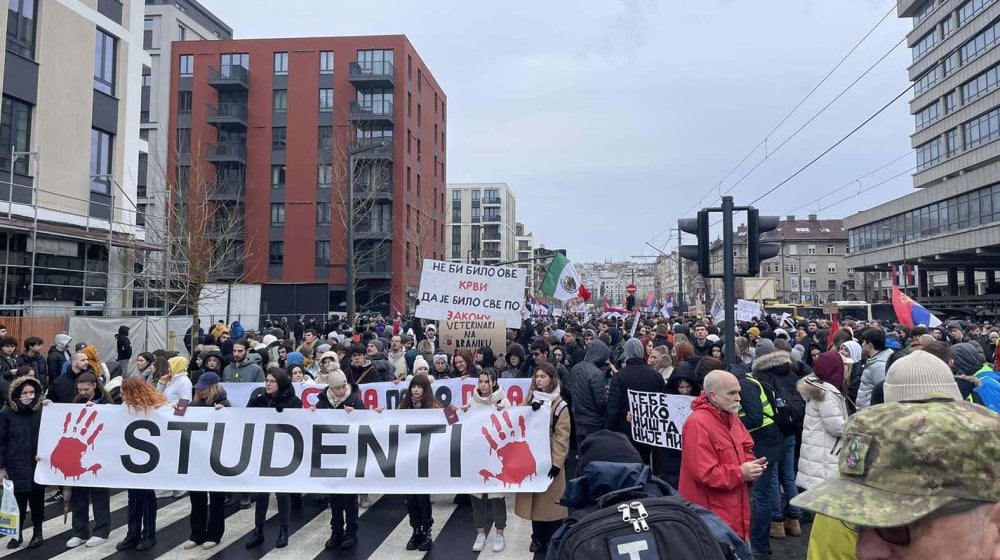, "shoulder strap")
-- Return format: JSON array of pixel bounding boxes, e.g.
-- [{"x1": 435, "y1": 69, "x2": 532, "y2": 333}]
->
[{"x1": 551, "y1": 400, "x2": 568, "y2": 434}]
